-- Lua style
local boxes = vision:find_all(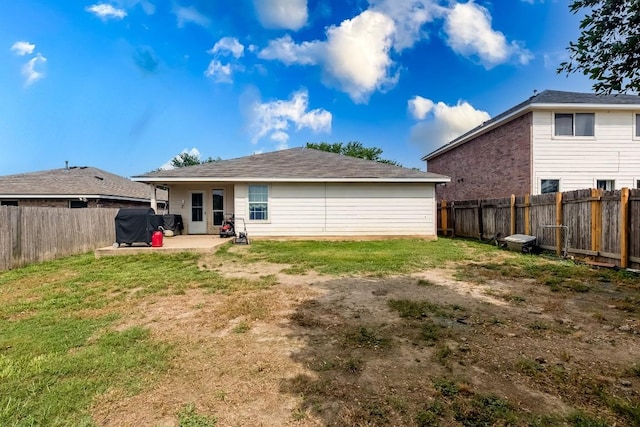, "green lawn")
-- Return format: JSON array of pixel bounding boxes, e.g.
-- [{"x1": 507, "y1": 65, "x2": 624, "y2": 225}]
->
[{"x1": 0, "y1": 238, "x2": 636, "y2": 426}]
